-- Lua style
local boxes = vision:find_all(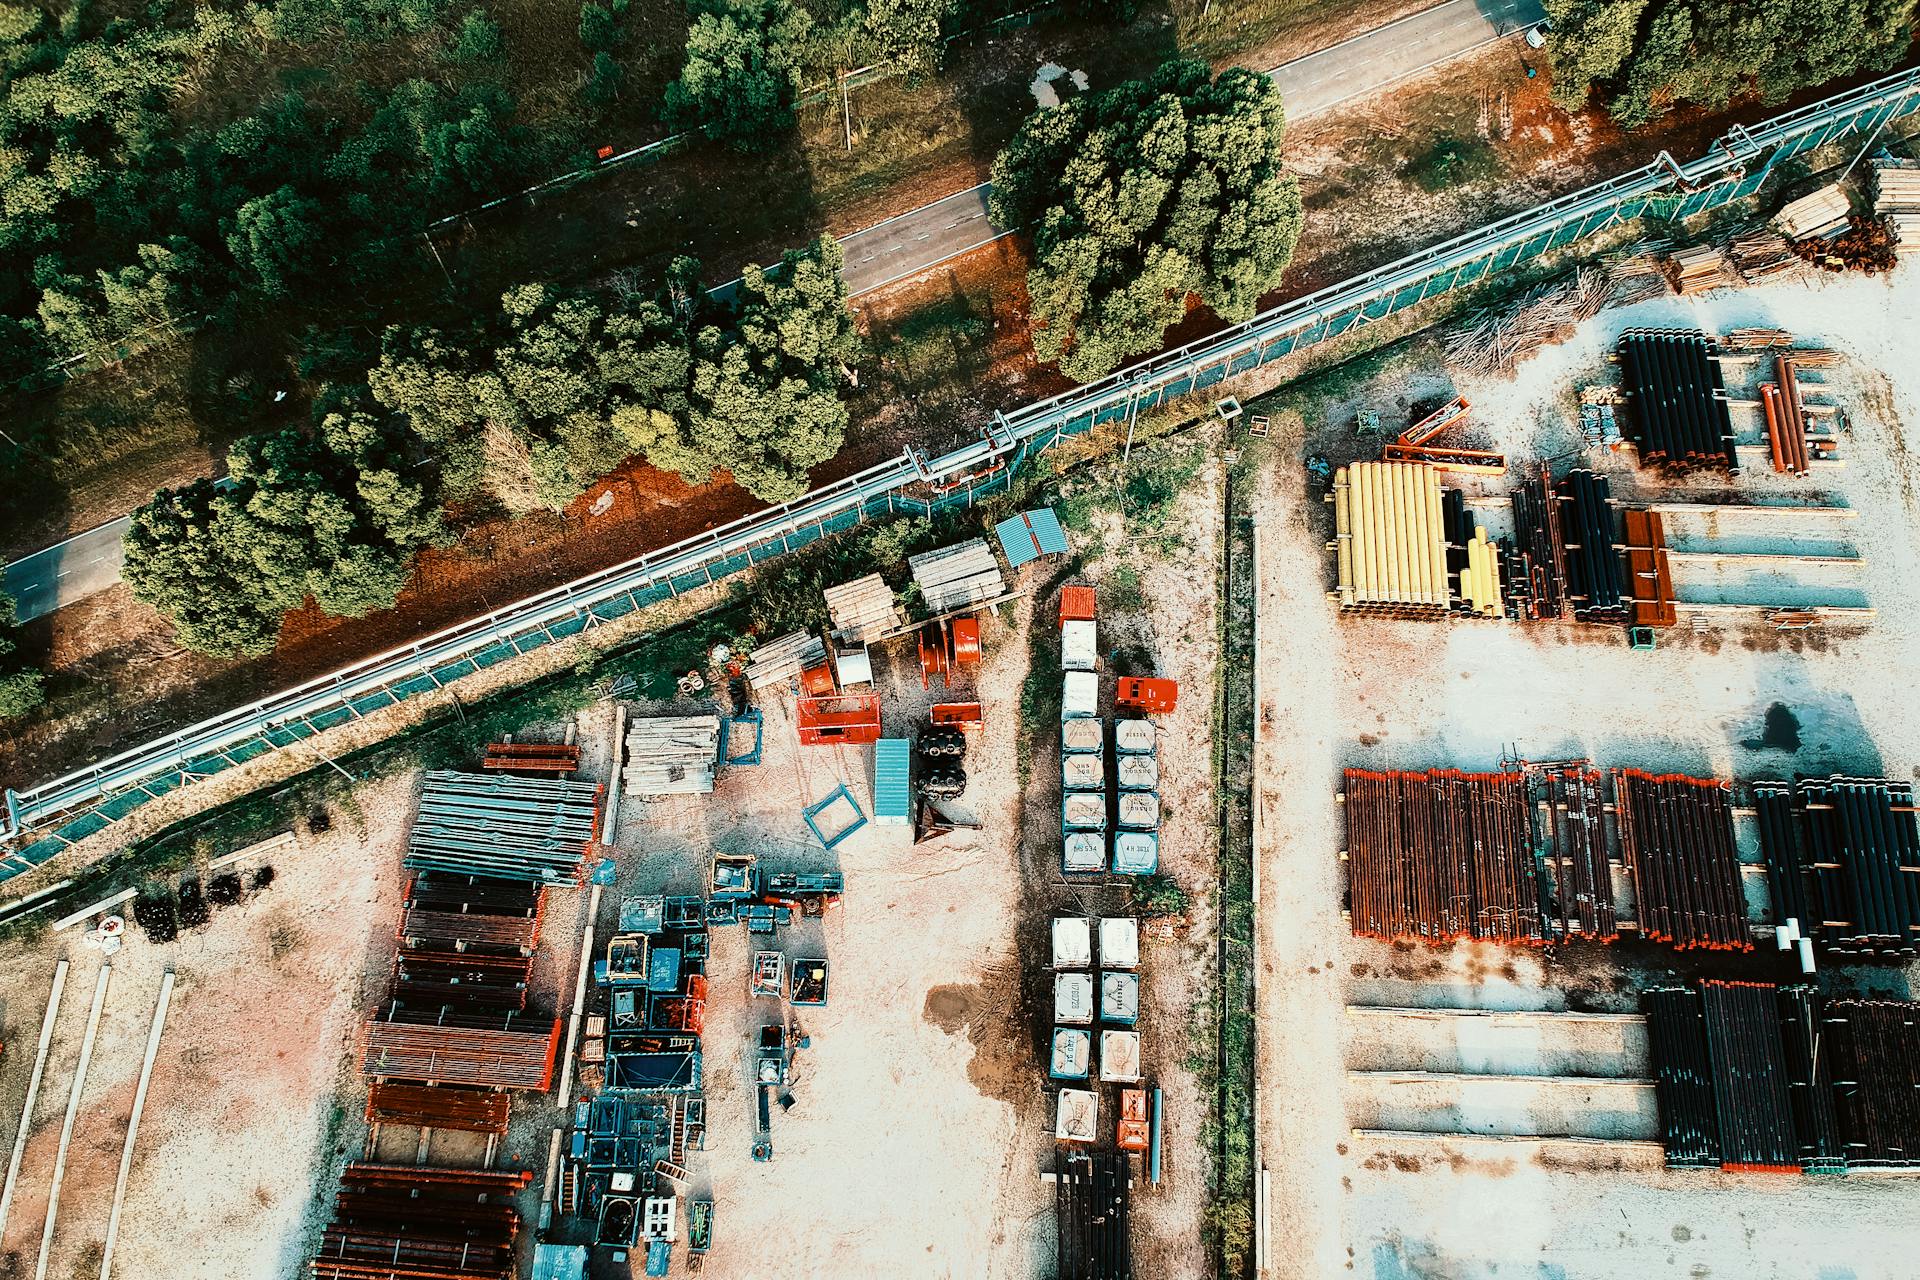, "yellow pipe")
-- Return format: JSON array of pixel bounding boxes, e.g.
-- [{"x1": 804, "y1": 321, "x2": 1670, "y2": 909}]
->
[{"x1": 1334, "y1": 469, "x2": 1355, "y2": 606}]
